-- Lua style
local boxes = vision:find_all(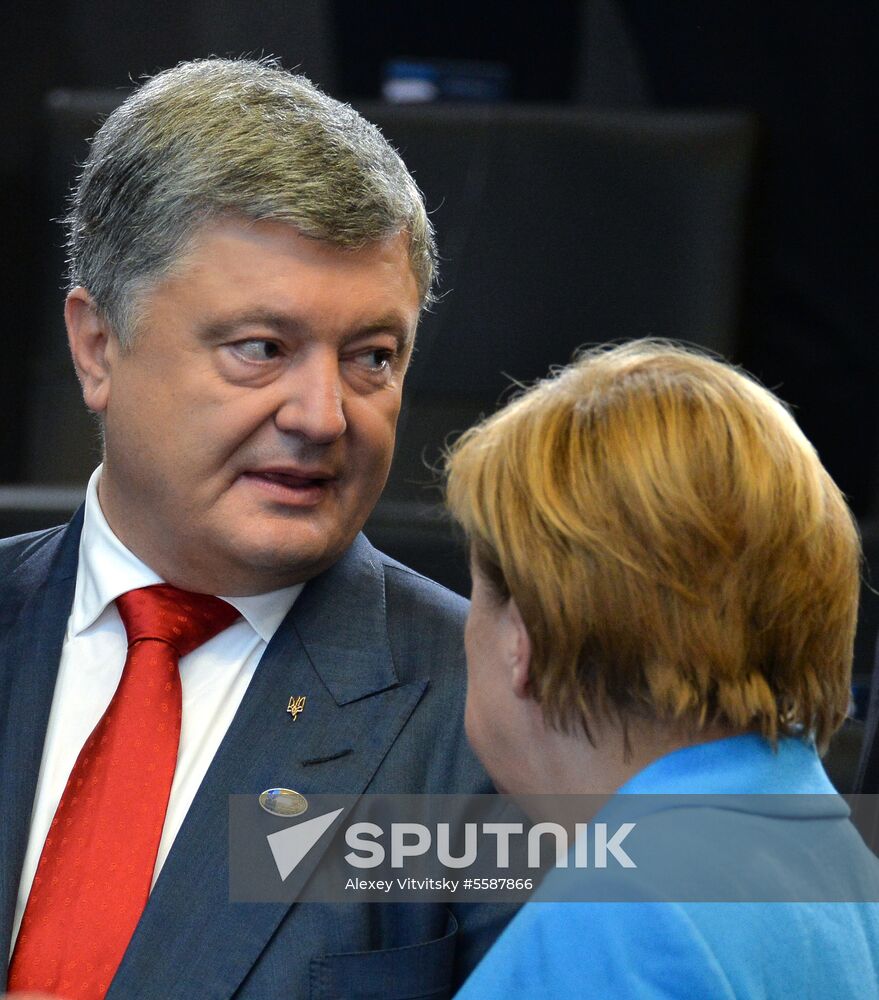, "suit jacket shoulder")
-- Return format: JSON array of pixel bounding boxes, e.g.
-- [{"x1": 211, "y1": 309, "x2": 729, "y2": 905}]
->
[
  {"x1": 377, "y1": 551, "x2": 468, "y2": 678},
  {"x1": 377, "y1": 551, "x2": 468, "y2": 624},
  {"x1": 0, "y1": 523, "x2": 69, "y2": 576}
]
